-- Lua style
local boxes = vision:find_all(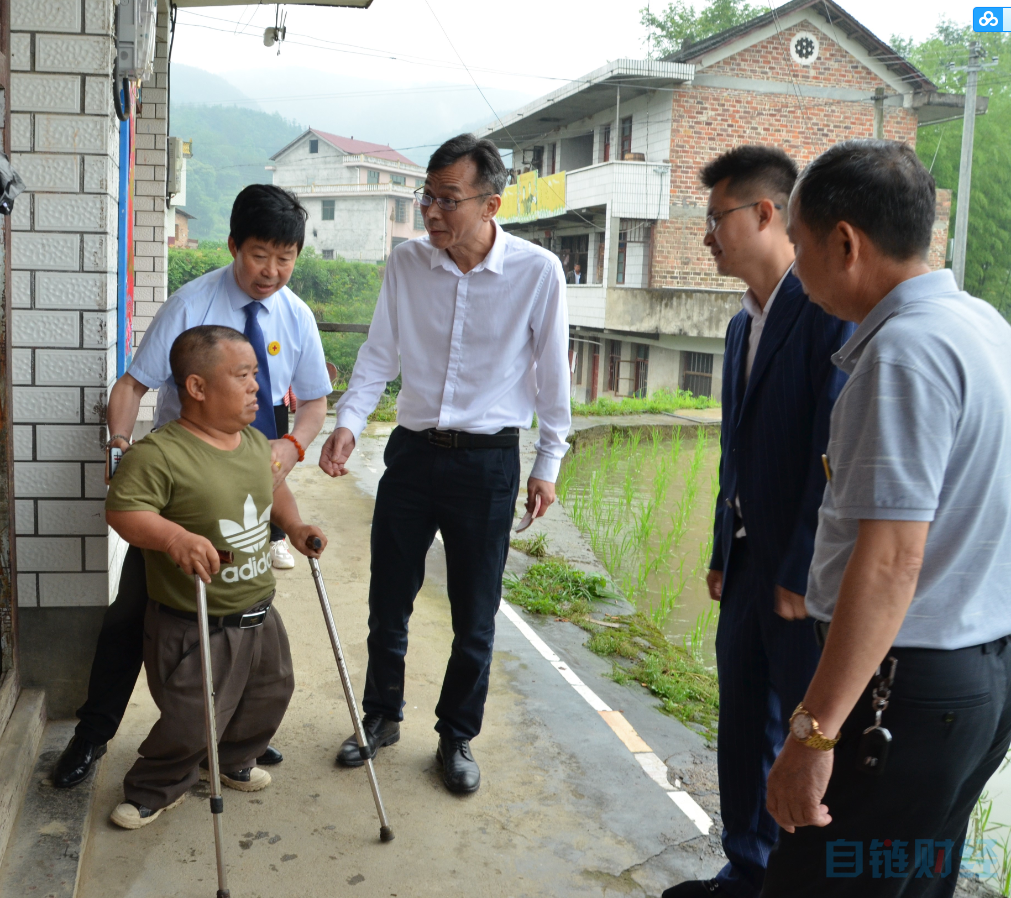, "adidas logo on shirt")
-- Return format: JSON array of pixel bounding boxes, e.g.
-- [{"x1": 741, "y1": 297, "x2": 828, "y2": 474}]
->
[
  {"x1": 218, "y1": 495, "x2": 273, "y2": 583},
  {"x1": 219, "y1": 495, "x2": 272, "y2": 553}
]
